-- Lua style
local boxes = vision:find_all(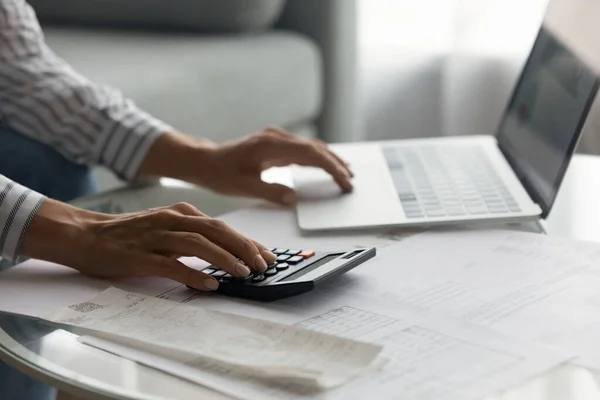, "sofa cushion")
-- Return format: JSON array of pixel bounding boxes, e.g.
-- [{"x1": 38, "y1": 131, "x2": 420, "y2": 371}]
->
[
  {"x1": 29, "y1": 0, "x2": 287, "y2": 32},
  {"x1": 44, "y1": 28, "x2": 322, "y2": 142}
]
